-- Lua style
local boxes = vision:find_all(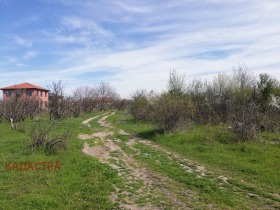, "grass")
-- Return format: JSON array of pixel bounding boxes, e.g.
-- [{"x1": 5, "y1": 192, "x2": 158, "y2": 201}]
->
[
  {"x1": 107, "y1": 111, "x2": 280, "y2": 208},
  {"x1": 0, "y1": 112, "x2": 122, "y2": 210},
  {"x1": 116, "y1": 139, "x2": 248, "y2": 208},
  {"x1": 1, "y1": 110, "x2": 279, "y2": 209}
]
